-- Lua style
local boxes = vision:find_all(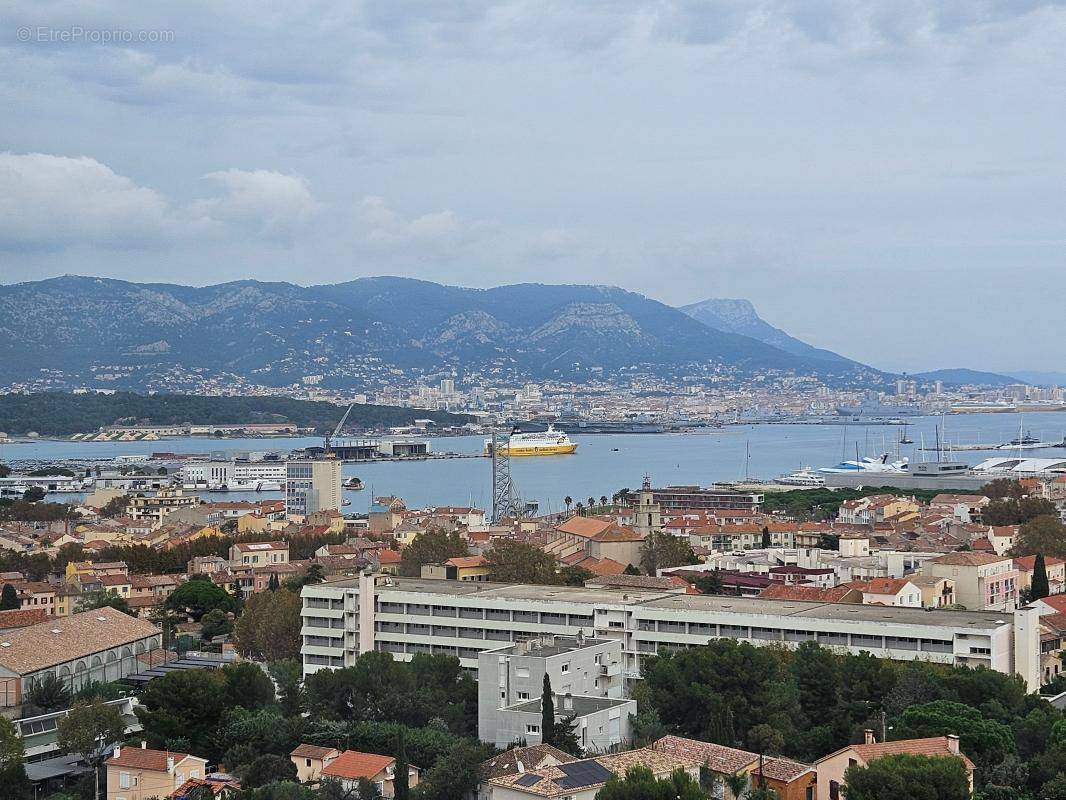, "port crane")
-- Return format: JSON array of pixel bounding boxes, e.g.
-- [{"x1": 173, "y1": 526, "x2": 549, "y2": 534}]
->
[{"x1": 323, "y1": 402, "x2": 355, "y2": 455}]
